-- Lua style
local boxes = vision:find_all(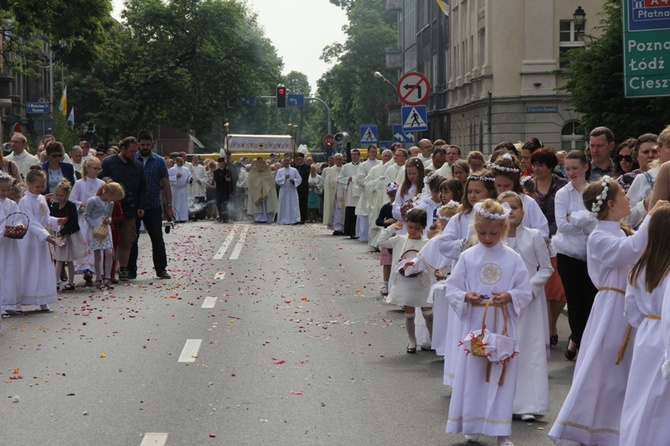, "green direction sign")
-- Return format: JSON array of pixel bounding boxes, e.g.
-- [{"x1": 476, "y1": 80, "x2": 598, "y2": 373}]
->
[{"x1": 623, "y1": 0, "x2": 670, "y2": 98}]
